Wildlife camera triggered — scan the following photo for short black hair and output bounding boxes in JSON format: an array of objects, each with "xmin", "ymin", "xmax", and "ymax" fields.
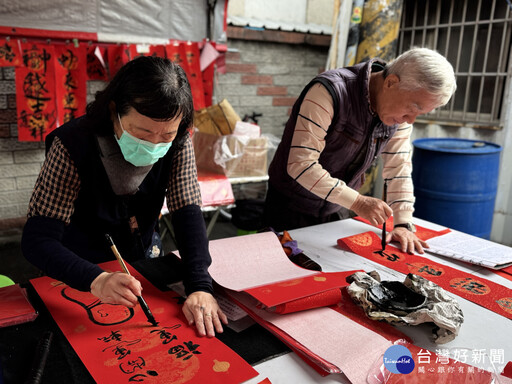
[{"xmin": 86, "ymin": 56, "xmax": 193, "ymax": 146}]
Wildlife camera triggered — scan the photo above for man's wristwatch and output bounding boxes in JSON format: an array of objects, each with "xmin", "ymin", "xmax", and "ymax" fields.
[{"xmin": 394, "ymin": 222, "xmax": 416, "ymax": 232}]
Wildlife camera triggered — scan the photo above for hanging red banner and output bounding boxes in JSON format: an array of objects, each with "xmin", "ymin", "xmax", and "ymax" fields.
[
  {"xmin": 202, "ymin": 42, "xmax": 215, "ymax": 108},
  {"xmin": 183, "ymin": 41, "xmax": 206, "ymax": 110},
  {"xmin": 148, "ymin": 45, "xmax": 166, "ymax": 58},
  {"xmin": 30, "ymin": 260, "xmax": 258, "ymax": 384},
  {"xmin": 16, "ymin": 43, "xmax": 58, "ymax": 141},
  {"xmin": 55, "ymin": 44, "xmax": 87, "ymax": 125},
  {"xmin": 202, "ymin": 62, "xmax": 214, "ymax": 107},
  {"xmin": 107, "ymin": 44, "xmax": 132, "ymax": 80},
  {"xmin": 337, "ymin": 231, "xmax": 512, "ymax": 320},
  {"xmin": 166, "ymin": 42, "xmax": 205, "ymax": 110},
  {"xmin": 165, "ymin": 41, "xmax": 186, "ymax": 68},
  {"xmin": 0, "ymin": 39, "xmax": 22, "ymax": 67},
  {"xmin": 87, "ymin": 45, "xmax": 108, "ymax": 81},
  {"xmin": 124, "ymin": 44, "xmax": 138, "ymax": 60},
  {"xmin": 200, "ymin": 41, "xmax": 219, "ymax": 108}
]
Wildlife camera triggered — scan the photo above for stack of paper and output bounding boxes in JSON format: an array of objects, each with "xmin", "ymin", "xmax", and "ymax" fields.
[
  {"xmin": 207, "ymin": 232, "xmax": 392, "ymax": 381},
  {"xmin": 425, "ymin": 231, "xmax": 512, "ymax": 269},
  {"xmin": 0, "ymin": 284, "xmax": 38, "ymax": 328}
]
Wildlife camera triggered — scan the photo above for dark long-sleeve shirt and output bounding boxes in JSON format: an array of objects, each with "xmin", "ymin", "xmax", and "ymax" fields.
[{"xmin": 22, "ymin": 133, "xmax": 213, "ymax": 294}]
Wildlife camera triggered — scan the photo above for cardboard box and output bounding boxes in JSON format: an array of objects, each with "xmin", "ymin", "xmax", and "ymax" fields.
[
  {"xmin": 193, "ymin": 99, "xmax": 240, "ymax": 136},
  {"xmin": 193, "ymin": 131, "xmax": 268, "ymax": 178}
]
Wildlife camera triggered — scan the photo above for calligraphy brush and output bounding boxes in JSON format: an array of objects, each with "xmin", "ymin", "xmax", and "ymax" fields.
[
  {"xmin": 381, "ymin": 180, "xmax": 388, "ymax": 251},
  {"xmin": 105, "ymin": 234, "xmax": 158, "ymax": 326}
]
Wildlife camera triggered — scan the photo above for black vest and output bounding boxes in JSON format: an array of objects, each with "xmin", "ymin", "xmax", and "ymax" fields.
[{"xmin": 45, "ymin": 115, "xmax": 173, "ymax": 263}]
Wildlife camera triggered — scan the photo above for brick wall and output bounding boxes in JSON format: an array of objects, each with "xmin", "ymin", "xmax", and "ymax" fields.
[
  {"xmin": 0, "ymin": 67, "xmax": 106, "ymax": 241},
  {"xmin": 214, "ymin": 39, "xmax": 329, "ymax": 138},
  {"xmin": 0, "ymin": 67, "xmax": 42, "ymax": 240},
  {"xmin": 0, "ymin": 37, "xmax": 328, "ymax": 241}
]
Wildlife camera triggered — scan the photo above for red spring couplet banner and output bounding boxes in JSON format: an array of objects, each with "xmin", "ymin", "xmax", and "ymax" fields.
[
  {"xmin": 354, "ymin": 216, "xmax": 512, "ymax": 282},
  {"xmin": 353, "ymin": 216, "xmax": 451, "ymax": 241},
  {"xmin": 16, "ymin": 43, "xmax": 58, "ymax": 141},
  {"xmin": 183, "ymin": 41, "xmax": 206, "ymax": 110},
  {"xmin": 86, "ymin": 45, "xmax": 108, "ymax": 81},
  {"xmin": 107, "ymin": 44, "xmax": 132, "ymax": 80},
  {"xmin": 338, "ymin": 231, "xmax": 512, "ymax": 320},
  {"xmin": 0, "ymin": 38, "xmax": 22, "ymax": 67},
  {"xmin": 30, "ymin": 260, "xmax": 258, "ymax": 384},
  {"xmin": 166, "ymin": 42, "xmax": 205, "ymax": 111},
  {"xmin": 54, "ymin": 44, "xmax": 87, "ymax": 126}
]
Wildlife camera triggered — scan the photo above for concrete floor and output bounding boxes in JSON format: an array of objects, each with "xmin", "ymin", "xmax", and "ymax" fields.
[{"xmin": 0, "ymin": 214, "xmax": 238, "ymax": 286}]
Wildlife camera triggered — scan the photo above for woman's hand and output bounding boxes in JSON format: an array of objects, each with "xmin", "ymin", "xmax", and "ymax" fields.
[
  {"xmin": 182, "ymin": 291, "xmax": 228, "ymax": 337},
  {"xmin": 90, "ymin": 271, "xmax": 141, "ymax": 307}
]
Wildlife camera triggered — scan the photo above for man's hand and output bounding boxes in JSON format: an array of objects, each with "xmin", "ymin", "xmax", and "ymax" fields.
[
  {"xmin": 182, "ymin": 291, "xmax": 228, "ymax": 337},
  {"xmin": 90, "ymin": 271, "xmax": 141, "ymax": 307},
  {"xmin": 350, "ymin": 194, "xmax": 393, "ymax": 226},
  {"xmin": 387, "ymin": 227, "xmax": 429, "ymax": 254}
]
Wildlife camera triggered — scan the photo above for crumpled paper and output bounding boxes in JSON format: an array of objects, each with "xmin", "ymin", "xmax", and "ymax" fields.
[{"xmin": 346, "ymin": 271, "xmax": 464, "ymax": 344}]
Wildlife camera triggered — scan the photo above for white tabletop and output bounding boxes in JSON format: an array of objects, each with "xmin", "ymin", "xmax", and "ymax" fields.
[{"xmin": 244, "ymin": 218, "xmax": 512, "ymax": 384}]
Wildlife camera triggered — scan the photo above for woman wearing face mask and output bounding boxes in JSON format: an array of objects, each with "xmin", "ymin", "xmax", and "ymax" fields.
[{"xmin": 21, "ymin": 56, "xmax": 227, "ymax": 337}]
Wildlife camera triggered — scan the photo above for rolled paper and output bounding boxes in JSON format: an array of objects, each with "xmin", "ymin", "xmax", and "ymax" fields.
[{"xmin": 270, "ymin": 288, "xmax": 343, "ymax": 314}]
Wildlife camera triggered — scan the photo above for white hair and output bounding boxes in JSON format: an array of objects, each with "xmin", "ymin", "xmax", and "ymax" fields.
[{"xmin": 383, "ymin": 47, "xmax": 457, "ymax": 106}]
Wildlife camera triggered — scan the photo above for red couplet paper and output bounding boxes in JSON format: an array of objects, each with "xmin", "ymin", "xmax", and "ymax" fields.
[
  {"xmin": 86, "ymin": 45, "xmax": 108, "ymax": 81},
  {"xmin": 30, "ymin": 261, "xmax": 257, "ymax": 384},
  {"xmin": 245, "ymin": 270, "xmax": 361, "ymax": 309},
  {"xmin": 107, "ymin": 44, "xmax": 132, "ymax": 80},
  {"xmin": 0, "ymin": 284, "xmax": 38, "ymax": 328},
  {"xmin": 202, "ymin": 60, "xmax": 214, "ymax": 108},
  {"xmin": 197, "ymin": 170, "xmax": 235, "ymax": 207},
  {"xmin": 55, "ymin": 44, "xmax": 87, "ymax": 126},
  {"xmin": 16, "ymin": 43, "xmax": 58, "ymax": 141},
  {"xmin": 353, "ymin": 216, "xmax": 451, "ymax": 241},
  {"xmin": 333, "ymin": 288, "xmax": 413, "ymax": 344},
  {"xmin": 148, "ymin": 45, "xmax": 166, "ymax": 58},
  {"xmin": 226, "ymin": 289, "xmax": 341, "ymax": 375},
  {"xmin": 166, "ymin": 42, "xmax": 205, "ymax": 110},
  {"xmin": 337, "ymin": 231, "xmax": 512, "ymax": 320},
  {"xmin": 230, "ymin": 287, "xmax": 495, "ymax": 383},
  {"xmin": 495, "ymin": 266, "xmax": 512, "ymax": 282},
  {"xmin": 503, "ymin": 361, "xmax": 512, "ymax": 379},
  {"xmin": 166, "ymin": 41, "xmax": 187, "ymax": 69},
  {"xmin": 0, "ymin": 39, "xmax": 22, "ymax": 67},
  {"xmin": 270, "ymin": 289, "xmax": 342, "ymax": 314},
  {"xmin": 200, "ymin": 41, "xmax": 218, "ymax": 108},
  {"xmin": 183, "ymin": 42, "xmax": 206, "ymax": 110},
  {"xmin": 354, "ymin": 217, "xmax": 512, "ymax": 282}
]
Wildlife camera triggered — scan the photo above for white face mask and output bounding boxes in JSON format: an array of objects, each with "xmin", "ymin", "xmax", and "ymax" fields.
[{"xmin": 116, "ymin": 113, "xmax": 173, "ymax": 167}]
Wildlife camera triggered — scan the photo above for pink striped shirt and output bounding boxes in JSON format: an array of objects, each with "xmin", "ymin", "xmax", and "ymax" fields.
[{"xmin": 286, "ymin": 83, "xmax": 414, "ymax": 224}]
